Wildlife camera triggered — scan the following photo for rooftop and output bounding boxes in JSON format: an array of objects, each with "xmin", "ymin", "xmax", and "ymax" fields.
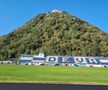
[{"xmin": 51, "ymin": 9, "xmax": 62, "ymax": 13}]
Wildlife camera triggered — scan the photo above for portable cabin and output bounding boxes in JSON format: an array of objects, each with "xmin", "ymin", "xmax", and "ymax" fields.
[
  {"xmin": 19, "ymin": 55, "xmax": 33, "ymax": 65},
  {"xmin": 96, "ymin": 57, "xmax": 108, "ymax": 67},
  {"xmin": 32, "ymin": 52, "xmax": 45, "ymax": 65}
]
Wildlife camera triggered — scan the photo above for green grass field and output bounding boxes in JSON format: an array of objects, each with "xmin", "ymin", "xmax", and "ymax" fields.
[{"xmin": 0, "ymin": 65, "xmax": 108, "ymax": 85}]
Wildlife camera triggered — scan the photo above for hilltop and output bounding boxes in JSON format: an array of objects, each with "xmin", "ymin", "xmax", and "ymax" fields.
[{"xmin": 0, "ymin": 10, "xmax": 108, "ymax": 60}]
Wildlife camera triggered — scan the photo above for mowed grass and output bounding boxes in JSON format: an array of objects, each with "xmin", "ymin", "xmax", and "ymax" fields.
[{"xmin": 0, "ymin": 65, "xmax": 108, "ymax": 84}]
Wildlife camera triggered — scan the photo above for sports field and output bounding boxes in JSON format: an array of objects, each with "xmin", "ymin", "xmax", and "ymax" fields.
[{"xmin": 0, "ymin": 65, "xmax": 108, "ymax": 85}]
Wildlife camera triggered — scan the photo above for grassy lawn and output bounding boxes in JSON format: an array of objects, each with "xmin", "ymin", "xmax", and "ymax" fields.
[{"xmin": 0, "ymin": 65, "xmax": 108, "ymax": 85}]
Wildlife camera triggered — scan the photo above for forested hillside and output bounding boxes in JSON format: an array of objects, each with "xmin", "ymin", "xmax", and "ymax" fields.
[{"xmin": 0, "ymin": 10, "xmax": 108, "ymax": 60}]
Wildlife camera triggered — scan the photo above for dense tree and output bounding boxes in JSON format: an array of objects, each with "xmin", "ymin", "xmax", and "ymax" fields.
[{"xmin": 0, "ymin": 10, "xmax": 108, "ymax": 60}]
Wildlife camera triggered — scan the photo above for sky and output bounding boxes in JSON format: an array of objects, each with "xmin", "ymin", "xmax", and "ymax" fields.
[{"xmin": 0, "ymin": 0, "xmax": 108, "ymax": 36}]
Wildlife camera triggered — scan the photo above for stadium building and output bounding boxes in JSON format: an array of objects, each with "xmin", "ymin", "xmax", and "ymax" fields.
[{"xmin": 18, "ymin": 52, "xmax": 108, "ymax": 67}]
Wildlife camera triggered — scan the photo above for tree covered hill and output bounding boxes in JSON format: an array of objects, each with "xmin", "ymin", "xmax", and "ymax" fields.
[{"xmin": 0, "ymin": 10, "xmax": 108, "ymax": 60}]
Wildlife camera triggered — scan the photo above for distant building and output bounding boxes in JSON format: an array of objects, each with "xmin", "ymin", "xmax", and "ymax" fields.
[
  {"xmin": 19, "ymin": 55, "xmax": 33, "ymax": 65},
  {"xmin": 32, "ymin": 52, "xmax": 45, "ymax": 65},
  {"xmin": 19, "ymin": 52, "xmax": 45, "ymax": 65},
  {"xmin": 18, "ymin": 52, "xmax": 108, "ymax": 68},
  {"xmin": 51, "ymin": 9, "xmax": 62, "ymax": 13}
]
